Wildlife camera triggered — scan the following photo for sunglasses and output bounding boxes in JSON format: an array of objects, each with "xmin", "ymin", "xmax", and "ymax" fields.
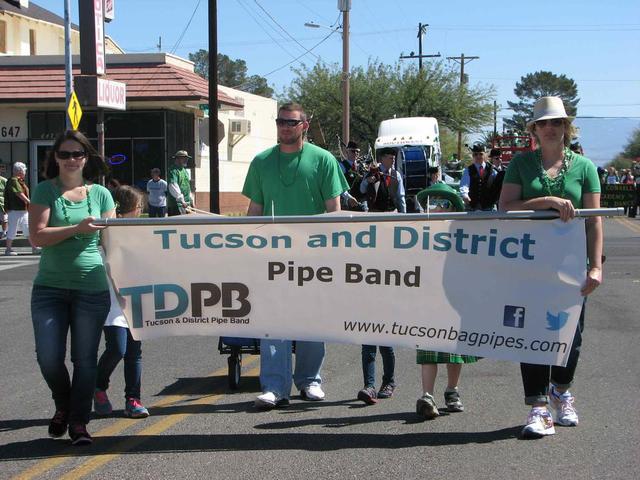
[
  {"xmin": 275, "ymin": 118, "xmax": 304, "ymax": 127},
  {"xmin": 56, "ymin": 150, "xmax": 86, "ymax": 160},
  {"xmin": 535, "ymin": 118, "xmax": 564, "ymax": 128},
  {"xmin": 428, "ymin": 199, "xmax": 451, "ymax": 209}
]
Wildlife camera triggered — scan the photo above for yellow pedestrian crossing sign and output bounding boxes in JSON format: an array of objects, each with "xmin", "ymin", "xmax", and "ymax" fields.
[{"xmin": 67, "ymin": 91, "xmax": 83, "ymax": 130}]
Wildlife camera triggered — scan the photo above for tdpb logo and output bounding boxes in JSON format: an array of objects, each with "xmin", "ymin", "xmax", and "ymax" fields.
[
  {"xmin": 503, "ymin": 305, "xmax": 525, "ymax": 328},
  {"xmin": 119, "ymin": 283, "xmax": 251, "ymax": 328}
]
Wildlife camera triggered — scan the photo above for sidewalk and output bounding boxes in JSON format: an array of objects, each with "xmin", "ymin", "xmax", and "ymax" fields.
[{"xmin": 0, "ymin": 233, "xmax": 35, "ymax": 255}]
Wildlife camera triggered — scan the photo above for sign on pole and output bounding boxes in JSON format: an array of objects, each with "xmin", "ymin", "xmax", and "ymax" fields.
[
  {"xmin": 75, "ymin": 76, "xmax": 126, "ymax": 111},
  {"xmin": 104, "ymin": 0, "xmax": 115, "ymax": 22},
  {"xmin": 67, "ymin": 91, "xmax": 83, "ymax": 130},
  {"xmin": 79, "ymin": 0, "xmax": 105, "ymax": 75}
]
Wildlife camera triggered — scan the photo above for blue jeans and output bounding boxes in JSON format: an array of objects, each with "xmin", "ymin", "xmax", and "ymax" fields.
[
  {"xmin": 361, "ymin": 345, "xmax": 395, "ymax": 388},
  {"xmin": 259, "ymin": 339, "xmax": 324, "ymax": 398},
  {"xmin": 96, "ymin": 326, "xmax": 143, "ymax": 400},
  {"xmin": 148, "ymin": 205, "xmax": 167, "ymax": 217},
  {"xmin": 521, "ymin": 302, "xmax": 585, "ymax": 405},
  {"xmin": 31, "ymin": 285, "xmax": 110, "ymax": 424}
]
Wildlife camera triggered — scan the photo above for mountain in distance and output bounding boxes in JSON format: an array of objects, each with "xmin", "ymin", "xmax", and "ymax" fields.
[{"xmin": 574, "ymin": 118, "xmax": 640, "ymax": 166}]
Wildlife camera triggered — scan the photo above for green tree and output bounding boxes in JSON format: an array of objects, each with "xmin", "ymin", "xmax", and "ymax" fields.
[
  {"xmin": 283, "ymin": 60, "xmax": 494, "ymax": 151},
  {"xmin": 505, "ymin": 71, "xmax": 579, "ymax": 132},
  {"xmin": 188, "ymin": 50, "xmax": 274, "ymax": 98},
  {"xmin": 606, "ymin": 127, "xmax": 640, "ymax": 170},
  {"xmin": 622, "ymin": 127, "xmax": 640, "ymax": 159}
]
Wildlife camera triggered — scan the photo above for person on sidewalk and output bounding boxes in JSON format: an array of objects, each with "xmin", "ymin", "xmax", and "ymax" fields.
[
  {"xmin": 146, "ymin": 168, "xmax": 168, "ymax": 217},
  {"xmin": 167, "ymin": 151, "xmax": 194, "ymax": 216},
  {"xmin": 94, "ymin": 186, "xmax": 149, "ymax": 419},
  {"xmin": 242, "ymin": 102, "xmax": 347, "ymax": 409},
  {"xmin": 500, "ymin": 96, "xmax": 603, "ymax": 439},
  {"xmin": 4, "ymin": 162, "xmax": 39, "ymax": 255},
  {"xmin": 0, "ymin": 163, "xmax": 8, "ymax": 240}
]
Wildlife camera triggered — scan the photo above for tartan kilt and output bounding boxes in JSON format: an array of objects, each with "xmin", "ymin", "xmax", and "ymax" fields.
[{"xmin": 416, "ymin": 350, "xmax": 479, "ymax": 364}]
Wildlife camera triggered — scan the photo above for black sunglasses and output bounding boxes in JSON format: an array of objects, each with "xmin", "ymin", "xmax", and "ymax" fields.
[
  {"xmin": 56, "ymin": 150, "xmax": 86, "ymax": 160},
  {"xmin": 275, "ymin": 118, "xmax": 304, "ymax": 127},
  {"xmin": 535, "ymin": 118, "xmax": 564, "ymax": 127}
]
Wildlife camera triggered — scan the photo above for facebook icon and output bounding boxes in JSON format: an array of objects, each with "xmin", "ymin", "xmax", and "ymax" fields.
[{"xmin": 504, "ymin": 305, "xmax": 526, "ymax": 328}]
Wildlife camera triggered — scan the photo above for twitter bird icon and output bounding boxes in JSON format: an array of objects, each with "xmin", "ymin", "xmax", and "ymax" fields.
[{"xmin": 546, "ymin": 311, "xmax": 569, "ymax": 331}]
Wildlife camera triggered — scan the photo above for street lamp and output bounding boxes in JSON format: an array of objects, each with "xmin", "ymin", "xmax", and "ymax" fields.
[{"xmin": 304, "ymin": 0, "xmax": 351, "ymax": 143}]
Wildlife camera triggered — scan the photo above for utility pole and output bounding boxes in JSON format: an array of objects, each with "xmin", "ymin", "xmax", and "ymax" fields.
[
  {"xmin": 446, "ymin": 53, "xmax": 479, "ymax": 161},
  {"xmin": 493, "ymin": 100, "xmax": 498, "ymax": 138},
  {"xmin": 208, "ymin": 0, "xmax": 220, "ymax": 213},
  {"xmin": 339, "ymin": 0, "xmax": 351, "ymax": 142},
  {"xmin": 399, "ymin": 23, "xmax": 440, "ymax": 70},
  {"xmin": 63, "ymin": 0, "xmax": 72, "ymax": 130}
]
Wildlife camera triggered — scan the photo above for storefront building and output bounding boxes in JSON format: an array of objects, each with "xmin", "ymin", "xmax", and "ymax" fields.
[{"xmin": 0, "ymin": 53, "xmax": 252, "ymax": 210}]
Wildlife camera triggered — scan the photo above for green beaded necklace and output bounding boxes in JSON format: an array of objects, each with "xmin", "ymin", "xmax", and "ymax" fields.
[
  {"xmin": 536, "ymin": 148, "xmax": 574, "ymax": 198},
  {"xmin": 57, "ymin": 180, "xmax": 93, "ymax": 240}
]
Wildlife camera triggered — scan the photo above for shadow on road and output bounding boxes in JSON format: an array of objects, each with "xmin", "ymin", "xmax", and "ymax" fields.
[{"xmin": 0, "ymin": 427, "xmax": 522, "ymax": 461}]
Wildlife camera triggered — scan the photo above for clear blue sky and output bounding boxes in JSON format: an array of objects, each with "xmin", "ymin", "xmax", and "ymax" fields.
[{"xmin": 34, "ymin": 0, "xmax": 640, "ymax": 162}]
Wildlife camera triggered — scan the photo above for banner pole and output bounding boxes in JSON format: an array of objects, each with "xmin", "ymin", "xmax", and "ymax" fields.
[{"xmin": 94, "ymin": 208, "xmax": 625, "ymax": 227}]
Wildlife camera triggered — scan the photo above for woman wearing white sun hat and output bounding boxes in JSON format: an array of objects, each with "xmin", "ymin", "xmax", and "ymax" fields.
[{"xmin": 499, "ymin": 96, "xmax": 603, "ymax": 439}]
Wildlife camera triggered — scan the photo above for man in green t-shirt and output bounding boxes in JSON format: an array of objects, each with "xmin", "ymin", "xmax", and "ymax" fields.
[
  {"xmin": 167, "ymin": 150, "xmax": 194, "ymax": 216},
  {"xmin": 242, "ymin": 102, "xmax": 347, "ymax": 410},
  {"xmin": 0, "ymin": 163, "xmax": 7, "ymax": 240}
]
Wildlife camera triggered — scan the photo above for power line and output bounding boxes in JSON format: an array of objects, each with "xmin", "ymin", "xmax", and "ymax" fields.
[
  {"xmin": 235, "ymin": 0, "xmax": 300, "ymax": 60},
  {"xmin": 170, "ymin": 0, "xmax": 202, "ymax": 54},
  {"xmin": 233, "ymin": 28, "xmax": 339, "ymax": 90},
  {"xmin": 253, "ymin": 0, "xmax": 319, "ymax": 61}
]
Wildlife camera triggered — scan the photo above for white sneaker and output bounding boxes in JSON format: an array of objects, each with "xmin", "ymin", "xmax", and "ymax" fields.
[
  {"xmin": 521, "ymin": 406, "xmax": 556, "ymax": 439},
  {"xmin": 300, "ymin": 384, "xmax": 325, "ymax": 401},
  {"xmin": 549, "ymin": 385, "xmax": 579, "ymax": 426},
  {"xmin": 4, "ymin": 249, "xmax": 17, "ymax": 256},
  {"xmin": 255, "ymin": 392, "xmax": 289, "ymax": 409}
]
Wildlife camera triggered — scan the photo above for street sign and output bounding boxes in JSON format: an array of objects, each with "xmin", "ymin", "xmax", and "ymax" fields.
[
  {"xmin": 75, "ymin": 76, "xmax": 127, "ymax": 111},
  {"xmin": 97, "ymin": 78, "xmax": 126, "ymax": 110},
  {"xmin": 67, "ymin": 91, "xmax": 83, "ymax": 130}
]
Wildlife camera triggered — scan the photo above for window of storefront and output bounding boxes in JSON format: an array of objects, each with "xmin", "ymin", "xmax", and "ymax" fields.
[
  {"xmin": 0, "ymin": 141, "xmax": 29, "ymax": 178},
  {"xmin": 27, "ymin": 110, "xmax": 192, "ymax": 188}
]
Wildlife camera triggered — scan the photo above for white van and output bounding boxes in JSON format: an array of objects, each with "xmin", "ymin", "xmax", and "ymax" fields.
[{"xmin": 374, "ymin": 117, "xmax": 442, "ymax": 196}]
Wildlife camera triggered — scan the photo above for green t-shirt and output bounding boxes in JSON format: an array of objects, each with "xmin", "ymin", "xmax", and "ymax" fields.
[
  {"xmin": 503, "ymin": 150, "xmax": 601, "ymax": 208},
  {"xmin": 0, "ymin": 176, "xmax": 6, "ymax": 210},
  {"xmin": 167, "ymin": 165, "xmax": 192, "ymax": 207},
  {"xmin": 5, "ymin": 176, "xmax": 29, "ymax": 211},
  {"xmin": 242, "ymin": 143, "xmax": 348, "ymax": 216},
  {"xmin": 31, "ymin": 181, "xmax": 115, "ymax": 291}
]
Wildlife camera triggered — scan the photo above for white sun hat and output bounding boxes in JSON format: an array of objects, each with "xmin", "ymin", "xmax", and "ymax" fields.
[{"xmin": 526, "ymin": 96, "xmax": 573, "ymax": 127}]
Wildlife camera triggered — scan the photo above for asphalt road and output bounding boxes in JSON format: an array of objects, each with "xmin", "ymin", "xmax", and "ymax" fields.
[{"xmin": 1, "ymin": 217, "xmax": 639, "ymax": 480}]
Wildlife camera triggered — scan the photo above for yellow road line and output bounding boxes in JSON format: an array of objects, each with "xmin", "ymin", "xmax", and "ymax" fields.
[
  {"xmin": 60, "ymin": 364, "xmax": 261, "ymax": 480},
  {"xmin": 12, "ymin": 355, "xmax": 259, "ymax": 480},
  {"xmin": 616, "ymin": 217, "xmax": 640, "ymax": 233}
]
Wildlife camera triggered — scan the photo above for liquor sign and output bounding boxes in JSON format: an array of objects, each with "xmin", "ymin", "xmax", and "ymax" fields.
[
  {"xmin": 75, "ymin": 76, "xmax": 127, "ymax": 111},
  {"xmin": 97, "ymin": 78, "xmax": 126, "ymax": 110},
  {"xmin": 79, "ymin": 0, "xmax": 105, "ymax": 75},
  {"xmin": 104, "ymin": 0, "xmax": 115, "ymax": 22}
]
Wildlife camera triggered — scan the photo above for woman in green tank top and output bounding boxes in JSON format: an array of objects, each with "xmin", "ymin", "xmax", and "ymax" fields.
[
  {"xmin": 499, "ymin": 96, "xmax": 603, "ymax": 439},
  {"xmin": 29, "ymin": 130, "xmax": 115, "ymax": 445}
]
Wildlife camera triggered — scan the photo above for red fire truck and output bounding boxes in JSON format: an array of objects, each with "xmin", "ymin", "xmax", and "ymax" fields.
[{"xmin": 491, "ymin": 134, "xmax": 537, "ymax": 167}]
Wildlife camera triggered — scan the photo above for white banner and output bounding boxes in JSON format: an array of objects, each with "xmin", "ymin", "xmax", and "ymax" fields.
[{"xmin": 103, "ymin": 215, "xmax": 587, "ymax": 366}]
